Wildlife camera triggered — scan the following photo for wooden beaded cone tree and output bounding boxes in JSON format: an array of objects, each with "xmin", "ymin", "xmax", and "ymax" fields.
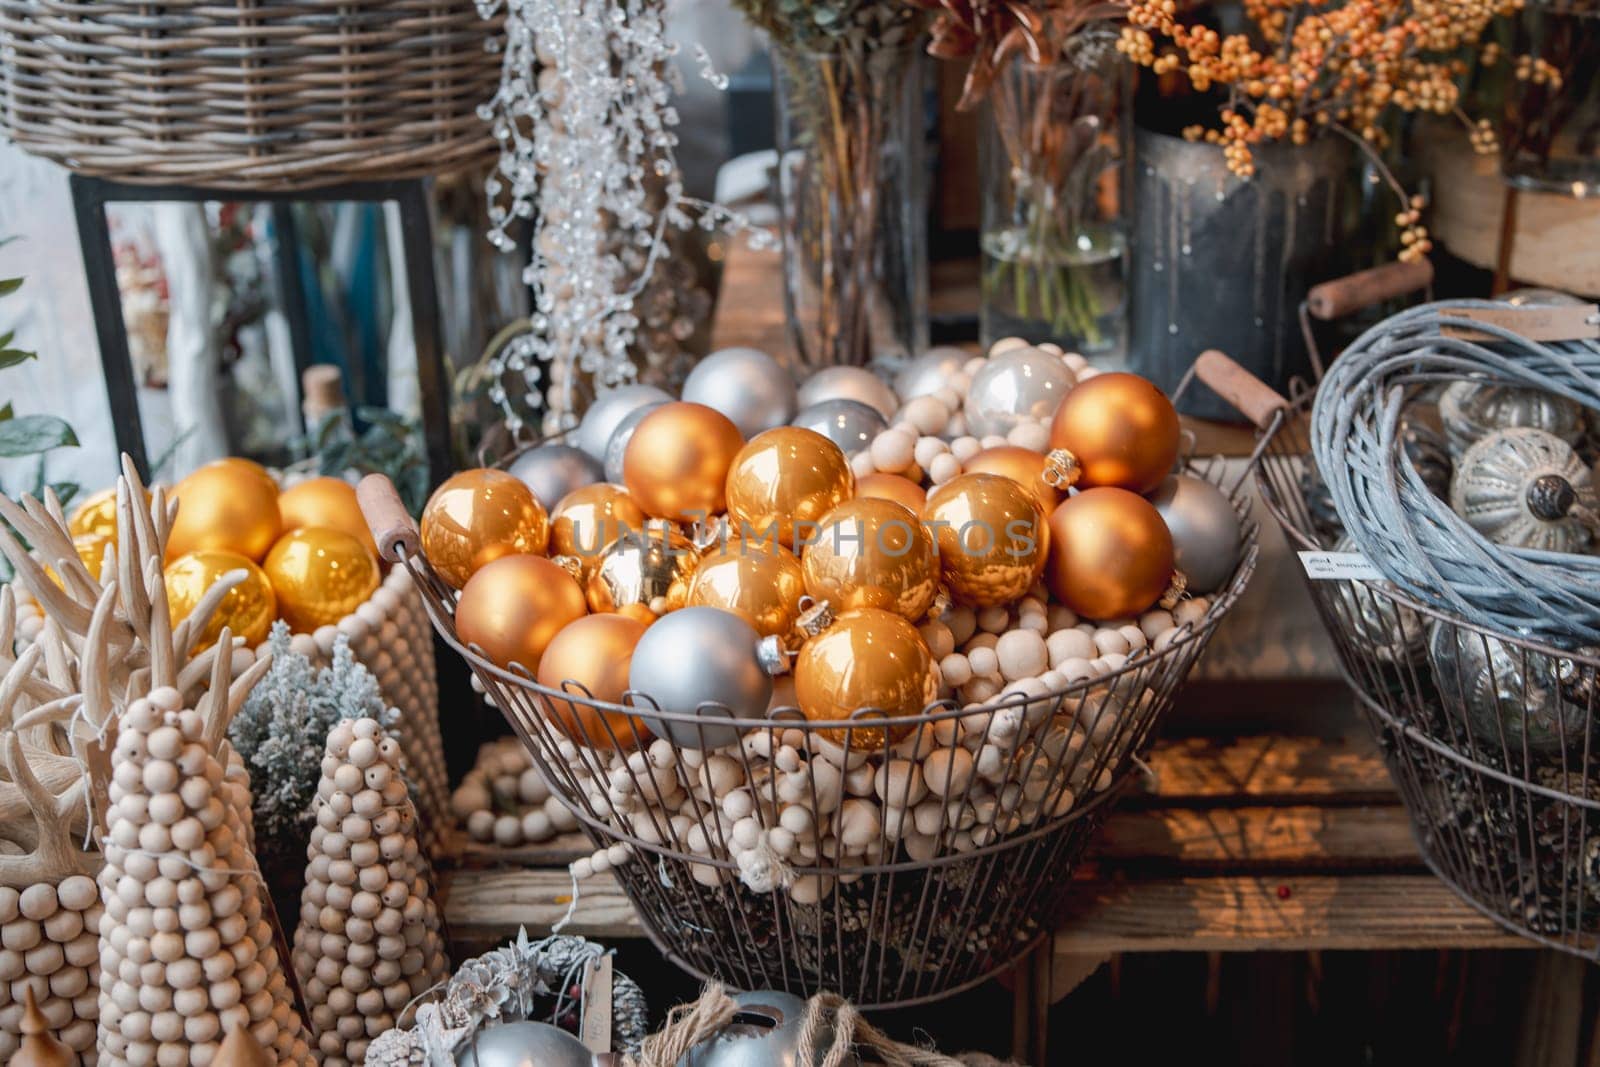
[{"xmin": 292, "ymin": 715, "xmax": 449, "ymax": 1065}]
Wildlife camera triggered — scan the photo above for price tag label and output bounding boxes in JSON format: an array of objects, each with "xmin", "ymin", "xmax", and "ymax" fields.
[
  {"xmin": 580, "ymin": 954, "xmax": 613, "ymax": 1054},
  {"xmin": 1440, "ymin": 304, "xmax": 1600, "ymax": 342},
  {"xmin": 1298, "ymin": 551, "xmax": 1385, "ymax": 582}
]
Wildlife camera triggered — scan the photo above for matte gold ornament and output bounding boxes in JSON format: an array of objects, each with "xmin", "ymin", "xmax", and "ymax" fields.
[
  {"xmin": 689, "ymin": 541, "xmax": 807, "ymax": 638},
  {"xmin": 795, "ymin": 608, "xmax": 937, "ymax": 747},
  {"xmin": 456, "ymin": 554, "xmax": 588, "ymax": 672},
  {"xmin": 963, "ymin": 445, "xmax": 1062, "ymax": 512},
  {"xmin": 278, "ymin": 475, "xmax": 378, "ymax": 558},
  {"xmin": 922, "ymin": 473, "xmax": 1048, "ymax": 608},
  {"xmin": 167, "ymin": 458, "xmax": 283, "ymax": 562},
  {"xmin": 724, "ymin": 426, "xmax": 855, "ymax": 550},
  {"xmin": 1046, "ymin": 372, "xmax": 1180, "ymax": 493},
  {"xmin": 262, "ymin": 526, "xmax": 380, "ymax": 633},
  {"xmin": 622, "ymin": 401, "xmax": 746, "ymax": 522},
  {"xmin": 1045, "ymin": 487, "xmax": 1177, "ymax": 620},
  {"xmin": 586, "ymin": 524, "xmax": 699, "ymax": 616},
  {"xmin": 421, "ymin": 468, "xmax": 550, "ymax": 589},
  {"xmin": 165, "ymin": 549, "xmax": 278, "ymax": 651},
  {"xmin": 550, "ymin": 482, "xmax": 648, "ymax": 580},
  {"xmin": 72, "ymin": 530, "xmax": 113, "ymax": 580},
  {"xmin": 801, "ymin": 498, "xmax": 938, "ymax": 621},
  {"xmin": 537, "ymin": 613, "xmax": 653, "ymax": 749},
  {"xmin": 854, "ymin": 472, "xmax": 927, "ymax": 512}
]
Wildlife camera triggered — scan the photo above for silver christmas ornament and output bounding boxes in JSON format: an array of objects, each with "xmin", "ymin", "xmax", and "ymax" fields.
[
  {"xmin": 1326, "ymin": 536, "xmax": 1428, "ymax": 665},
  {"xmin": 1437, "ymin": 379, "xmax": 1584, "ymax": 459},
  {"xmin": 796, "ymin": 366, "xmax": 898, "ymax": 421},
  {"xmin": 893, "ymin": 347, "xmax": 968, "ymax": 402},
  {"xmin": 457, "ymin": 1020, "xmax": 600, "ymax": 1067},
  {"xmin": 628, "ymin": 606, "xmax": 775, "ymax": 748},
  {"xmin": 679, "ymin": 990, "xmax": 856, "ymax": 1067},
  {"xmin": 508, "ymin": 443, "xmax": 606, "ymax": 510},
  {"xmin": 604, "ymin": 400, "xmax": 668, "ymax": 483},
  {"xmin": 1428, "ymin": 622, "xmax": 1593, "ymax": 755},
  {"xmin": 576, "ymin": 384, "xmax": 673, "ymax": 460},
  {"xmin": 963, "ymin": 349, "xmax": 1074, "ymax": 438},
  {"xmin": 790, "ymin": 399, "xmax": 889, "ymax": 455},
  {"xmin": 1449, "ymin": 427, "xmax": 1596, "ymax": 553},
  {"xmin": 1147, "ymin": 474, "xmax": 1242, "ymax": 594},
  {"xmin": 682, "ymin": 348, "xmax": 798, "ymax": 438}
]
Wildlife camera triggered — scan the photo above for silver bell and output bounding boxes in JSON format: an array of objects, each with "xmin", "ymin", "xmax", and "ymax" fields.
[
  {"xmin": 678, "ymin": 991, "xmax": 858, "ymax": 1067},
  {"xmin": 457, "ymin": 1020, "xmax": 604, "ymax": 1067}
]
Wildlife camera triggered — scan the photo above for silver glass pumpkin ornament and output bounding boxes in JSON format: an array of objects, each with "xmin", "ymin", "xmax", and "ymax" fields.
[
  {"xmin": 1325, "ymin": 537, "xmax": 1429, "ymax": 666},
  {"xmin": 457, "ymin": 1020, "xmax": 602, "ymax": 1067},
  {"xmin": 1427, "ymin": 622, "xmax": 1594, "ymax": 754},
  {"xmin": 1449, "ymin": 427, "xmax": 1598, "ymax": 553},
  {"xmin": 1437, "ymin": 380, "xmax": 1584, "ymax": 459},
  {"xmin": 678, "ymin": 990, "xmax": 856, "ymax": 1067}
]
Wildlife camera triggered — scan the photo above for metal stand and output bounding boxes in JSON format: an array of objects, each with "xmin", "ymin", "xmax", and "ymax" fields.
[{"xmin": 69, "ymin": 175, "xmax": 454, "ymax": 485}]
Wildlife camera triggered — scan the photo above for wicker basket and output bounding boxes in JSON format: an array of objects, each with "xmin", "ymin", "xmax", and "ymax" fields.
[{"xmin": 0, "ymin": 1, "xmax": 502, "ymax": 189}]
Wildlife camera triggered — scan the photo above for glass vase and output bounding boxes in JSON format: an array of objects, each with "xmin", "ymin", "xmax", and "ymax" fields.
[
  {"xmin": 1500, "ymin": 0, "xmax": 1600, "ymax": 195},
  {"xmin": 773, "ymin": 43, "xmax": 928, "ymax": 371},
  {"xmin": 979, "ymin": 32, "xmax": 1130, "ymax": 355}
]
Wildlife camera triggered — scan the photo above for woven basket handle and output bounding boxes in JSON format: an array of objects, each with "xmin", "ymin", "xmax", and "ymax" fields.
[
  {"xmin": 1306, "ymin": 259, "xmax": 1433, "ymax": 321},
  {"xmin": 1195, "ymin": 350, "xmax": 1288, "ymax": 431},
  {"xmin": 357, "ymin": 474, "xmax": 422, "ymax": 563}
]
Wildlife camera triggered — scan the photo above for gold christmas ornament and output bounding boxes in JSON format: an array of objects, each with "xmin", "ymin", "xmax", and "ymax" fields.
[
  {"xmin": 456, "ymin": 554, "xmax": 588, "ymax": 673},
  {"xmin": 537, "ymin": 613, "xmax": 654, "ymax": 749},
  {"xmin": 420, "ymin": 468, "xmax": 550, "ymax": 589},
  {"xmin": 586, "ymin": 524, "xmax": 699, "ymax": 617},
  {"xmin": 801, "ymin": 497, "xmax": 939, "ymax": 621},
  {"xmin": 795, "ymin": 607, "xmax": 938, "ymax": 747},
  {"xmin": 688, "ymin": 541, "xmax": 807, "ymax": 638},
  {"xmin": 550, "ymin": 482, "xmax": 648, "ymax": 580},
  {"xmin": 855, "ymin": 472, "xmax": 928, "ymax": 513},
  {"xmin": 72, "ymin": 531, "xmax": 112, "ymax": 581},
  {"xmin": 277, "ymin": 475, "xmax": 378, "ymax": 558},
  {"xmin": 922, "ymin": 473, "xmax": 1048, "ymax": 608},
  {"xmin": 167, "ymin": 459, "xmax": 283, "ymax": 562},
  {"xmin": 622, "ymin": 401, "xmax": 746, "ymax": 521},
  {"xmin": 963, "ymin": 445, "xmax": 1062, "ymax": 512},
  {"xmin": 724, "ymin": 426, "xmax": 854, "ymax": 550},
  {"xmin": 1045, "ymin": 487, "xmax": 1177, "ymax": 620},
  {"xmin": 1046, "ymin": 372, "xmax": 1181, "ymax": 493},
  {"xmin": 261, "ymin": 526, "xmax": 380, "ymax": 633},
  {"xmin": 164, "ymin": 550, "xmax": 278, "ymax": 652},
  {"xmin": 68, "ymin": 485, "xmax": 148, "ymax": 540}
]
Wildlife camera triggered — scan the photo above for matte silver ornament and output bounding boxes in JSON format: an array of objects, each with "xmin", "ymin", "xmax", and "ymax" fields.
[
  {"xmin": 893, "ymin": 347, "xmax": 968, "ymax": 402},
  {"xmin": 963, "ymin": 349, "xmax": 1074, "ymax": 438},
  {"xmin": 604, "ymin": 400, "xmax": 668, "ymax": 483},
  {"xmin": 508, "ymin": 443, "xmax": 606, "ymax": 510},
  {"xmin": 1147, "ymin": 474, "xmax": 1242, "ymax": 594},
  {"xmin": 1450, "ymin": 427, "xmax": 1596, "ymax": 553},
  {"xmin": 683, "ymin": 348, "xmax": 799, "ymax": 438},
  {"xmin": 790, "ymin": 399, "xmax": 889, "ymax": 455},
  {"xmin": 457, "ymin": 1020, "xmax": 600, "ymax": 1067},
  {"xmin": 1428, "ymin": 622, "xmax": 1593, "ymax": 754},
  {"xmin": 796, "ymin": 366, "xmax": 898, "ymax": 421},
  {"xmin": 576, "ymin": 384, "xmax": 673, "ymax": 460},
  {"xmin": 628, "ymin": 606, "xmax": 774, "ymax": 748},
  {"xmin": 679, "ymin": 990, "xmax": 856, "ymax": 1067}
]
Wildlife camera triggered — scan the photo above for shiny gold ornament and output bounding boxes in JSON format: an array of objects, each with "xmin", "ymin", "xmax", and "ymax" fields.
[
  {"xmin": 261, "ymin": 527, "xmax": 380, "ymax": 633},
  {"xmin": 622, "ymin": 401, "xmax": 746, "ymax": 522},
  {"xmin": 724, "ymin": 426, "xmax": 854, "ymax": 550},
  {"xmin": 964, "ymin": 446, "xmax": 1062, "ymax": 512},
  {"xmin": 801, "ymin": 498, "xmax": 938, "ymax": 621},
  {"xmin": 73, "ymin": 532, "xmax": 113, "ymax": 581},
  {"xmin": 68, "ymin": 486, "xmax": 150, "ymax": 540},
  {"xmin": 922, "ymin": 473, "xmax": 1048, "ymax": 608},
  {"xmin": 1047, "ymin": 372, "xmax": 1180, "ymax": 493},
  {"xmin": 586, "ymin": 524, "xmax": 699, "ymax": 616},
  {"xmin": 688, "ymin": 541, "xmax": 806, "ymax": 638},
  {"xmin": 420, "ymin": 468, "xmax": 550, "ymax": 589},
  {"xmin": 550, "ymin": 483, "xmax": 648, "ymax": 580},
  {"xmin": 795, "ymin": 608, "xmax": 937, "ymax": 747},
  {"xmin": 164, "ymin": 550, "xmax": 278, "ymax": 652},
  {"xmin": 855, "ymin": 472, "xmax": 927, "ymax": 513},
  {"xmin": 167, "ymin": 461, "xmax": 283, "ymax": 562},
  {"xmin": 537, "ymin": 613, "xmax": 653, "ymax": 749},
  {"xmin": 1045, "ymin": 487, "xmax": 1176, "ymax": 620},
  {"xmin": 278, "ymin": 476, "xmax": 378, "ymax": 558},
  {"xmin": 455, "ymin": 554, "xmax": 588, "ymax": 673},
  {"xmin": 213, "ymin": 455, "xmax": 277, "ymax": 491}
]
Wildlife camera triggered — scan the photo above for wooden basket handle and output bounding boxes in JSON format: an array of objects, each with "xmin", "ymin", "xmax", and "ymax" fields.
[
  {"xmin": 1306, "ymin": 258, "xmax": 1433, "ymax": 321},
  {"xmin": 357, "ymin": 474, "xmax": 421, "ymax": 563},
  {"xmin": 1195, "ymin": 350, "xmax": 1289, "ymax": 431}
]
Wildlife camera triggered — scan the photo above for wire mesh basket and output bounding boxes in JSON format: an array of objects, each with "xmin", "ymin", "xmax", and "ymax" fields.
[{"xmin": 357, "ymin": 372, "xmax": 1262, "ymax": 1007}]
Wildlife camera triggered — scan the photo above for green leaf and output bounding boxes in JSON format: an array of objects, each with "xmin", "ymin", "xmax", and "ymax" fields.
[
  {"xmin": 0, "ymin": 277, "xmax": 23, "ymax": 297},
  {"xmin": 0, "ymin": 414, "xmax": 77, "ymax": 457},
  {"xmin": 0, "ymin": 403, "xmax": 12, "ymax": 421},
  {"xmin": 0, "ymin": 348, "xmax": 35, "ymax": 369}
]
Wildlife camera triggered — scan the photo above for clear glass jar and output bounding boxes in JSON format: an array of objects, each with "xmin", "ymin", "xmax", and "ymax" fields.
[
  {"xmin": 772, "ymin": 43, "xmax": 929, "ymax": 371},
  {"xmin": 1501, "ymin": 0, "xmax": 1600, "ymax": 195},
  {"xmin": 979, "ymin": 30, "xmax": 1130, "ymax": 354}
]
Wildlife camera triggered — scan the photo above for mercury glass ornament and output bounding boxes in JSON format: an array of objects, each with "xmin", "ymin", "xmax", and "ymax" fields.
[
  {"xmin": 964, "ymin": 348, "xmax": 1075, "ymax": 438},
  {"xmin": 1147, "ymin": 474, "xmax": 1242, "ymax": 594},
  {"xmin": 683, "ymin": 347, "xmax": 799, "ymax": 438},
  {"xmin": 796, "ymin": 366, "xmax": 898, "ymax": 421},
  {"xmin": 576, "ymin": 384, "xmax": 673, "ymax": 460},
  {"xmin": 604, "ymin": 400, "xmax": 669, "ymax": 484},
  {"xmin": 1438, "ymin": 380, "xmax": 1584, "ymax": 459},
  {"xmin": 1450, "ymin": 427, "xmax": 1597, "ymax": 553},
  {"xmin": 1427, "ymin": 622, "xmax": 1593, "ymax": 754},
  {"xmin": 1326, "ymin": 537, "xmax": 1429, "ymax": 666},
  {"xmin": 457, "ymin": 1021, "xmax": 599, "ymax": 1067},
  {"xmin": 681, "ymin": 990, "xmax": 856, "ymax": 1067},
  {"xmin": 628, "ymin": 606, "xmax": 775, "ymax": 748},
  {"xmin": 893, "ymin": 347, "xmax": 969, "ymax": 402},
  {"xmin": 790, "ymin": 398, "xmax": 889, "ymax": 455},
  {"xmin": 509, "ymin": 443, "xmax": 606, "ymax": 510}
]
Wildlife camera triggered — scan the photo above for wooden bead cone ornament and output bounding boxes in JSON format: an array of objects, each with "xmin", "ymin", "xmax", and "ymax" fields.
[
  {"xmin": 214, "ymin": 1023, "xmax": 274, "ymax": 1067},
  {"xmin": 291, "ymin": 716, "xmax": 449, "ymax": 1065},
  {"xmin": 13, "ymin": 987, "xmax": 73, "ymax": 1067}
]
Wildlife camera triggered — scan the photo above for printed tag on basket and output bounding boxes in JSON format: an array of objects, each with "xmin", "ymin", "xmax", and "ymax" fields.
[
  {"xmin": 1298, "ymin": 551, "xmax": 1385, "ymax": 581},
  {"xmin": 580, "ymin": 954, "xmax": 613, "ymax": 1054},
  {"xmin": 1439, "ymin": 304, "xmax": 1600, "ymax": 342}
]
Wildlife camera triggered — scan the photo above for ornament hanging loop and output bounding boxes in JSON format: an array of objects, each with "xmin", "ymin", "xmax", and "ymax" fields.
[{"xmin": 1042, "ymin": 449, "xmax": 1082, "ymax": 489}]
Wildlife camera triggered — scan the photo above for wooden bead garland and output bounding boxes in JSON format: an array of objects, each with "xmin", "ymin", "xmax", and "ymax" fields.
[
  {"xmin": 450, "ymin": 738, "xmax": 573, "ymax": 848},
  {"xmin": 292, "ymin": 716, "xmax": 450, "ymax": 1065}
]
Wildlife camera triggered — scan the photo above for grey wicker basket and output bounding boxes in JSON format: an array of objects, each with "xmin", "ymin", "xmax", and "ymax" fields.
[{"xmin": 0, "ymin": 1, "xmax": 502, "ymax": 189}]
